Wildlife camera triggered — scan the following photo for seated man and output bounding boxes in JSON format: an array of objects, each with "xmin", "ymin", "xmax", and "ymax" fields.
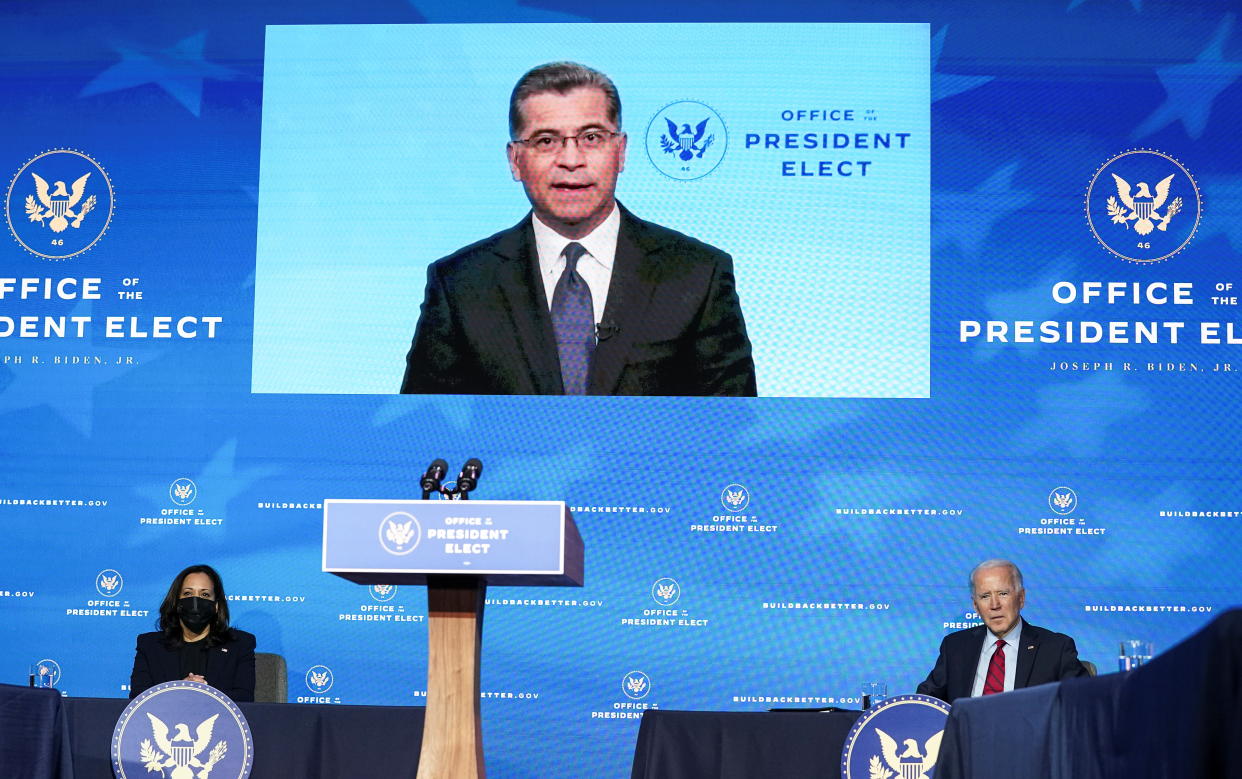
[{"xmin": 917, "ymin": 559, "xmax": 1088, "ymax": 703}]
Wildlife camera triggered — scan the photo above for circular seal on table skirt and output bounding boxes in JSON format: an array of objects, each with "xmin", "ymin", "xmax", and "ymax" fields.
[
  {"xmin": 840, "ymin": 693, "xmax": 951, "ymax": 779},
  {"xmin": 112, "ymin": 680, "xmax": 254, "ymax": 779}
]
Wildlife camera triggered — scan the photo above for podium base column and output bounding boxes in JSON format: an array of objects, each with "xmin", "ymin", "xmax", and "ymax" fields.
[{"xmin": 417, "ymin": 576, "xmax": 486, "ymax": 779}]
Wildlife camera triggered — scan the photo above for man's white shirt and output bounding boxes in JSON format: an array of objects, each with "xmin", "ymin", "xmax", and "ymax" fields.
[
  {"xmin": 532, "ymin": 204, "xmax": 618, "ymax": 326},
  {"xmin": 970, "ymin": 617, "xmax": 1023, "ymax": 696}
]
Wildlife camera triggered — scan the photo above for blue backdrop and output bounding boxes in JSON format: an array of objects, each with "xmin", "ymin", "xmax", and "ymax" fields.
[{"xmin": 2, "ymin": 1, "xmax": 1241, "ymax": 777}]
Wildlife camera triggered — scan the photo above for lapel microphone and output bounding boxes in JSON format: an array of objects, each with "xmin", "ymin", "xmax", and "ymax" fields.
[{"xmin": 596, "ymin": 320, "xmax": 620, "ymax": 341}]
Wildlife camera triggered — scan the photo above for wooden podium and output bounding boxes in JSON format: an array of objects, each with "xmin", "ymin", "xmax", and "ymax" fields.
[{"xmin": 323, "ymin": 499, "xmax": 583, "ymax": 779}]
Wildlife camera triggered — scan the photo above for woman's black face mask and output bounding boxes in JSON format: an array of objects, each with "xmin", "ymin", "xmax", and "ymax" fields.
[{"xmin": 177, "ymin": 596, "xmax": 215, "ymax": 634}]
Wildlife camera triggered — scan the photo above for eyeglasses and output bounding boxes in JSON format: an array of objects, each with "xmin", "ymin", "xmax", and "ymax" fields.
[{"xmin": 513, "ymin": 130, "xmax": 621, "ymax": 155}]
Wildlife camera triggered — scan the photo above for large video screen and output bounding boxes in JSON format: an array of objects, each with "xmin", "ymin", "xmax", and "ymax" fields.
[{"xmin": 252, "ymin": 23, "xmax": 930, "ymax": 397}]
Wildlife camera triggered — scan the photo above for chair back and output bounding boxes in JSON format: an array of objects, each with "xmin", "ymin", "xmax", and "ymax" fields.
[{"xmin": 255, "ymin": 652, "xmax": 287, "ymax": 703}]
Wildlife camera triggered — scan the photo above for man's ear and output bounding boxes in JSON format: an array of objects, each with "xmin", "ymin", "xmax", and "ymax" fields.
[
  {"xmin": 616, "ymin": 132, "xmax": 627, "ymax": 174},
  {"xmin": 507, "ymin": 143, "xmax": 522, "ymax": 182}
]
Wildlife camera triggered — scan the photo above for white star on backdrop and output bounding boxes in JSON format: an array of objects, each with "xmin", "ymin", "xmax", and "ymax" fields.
[
  {"xmin": 974, "ymin": 258, "xmax": 1077, "ymax": 361},
  {"xmin": 79, "ymin": 31, "xmax": 246, "ymax": 117},
  {"xmin": 1195, "ymin": 175, "xmax": 1242, "ymax": 253},
  {"xmin": 933, "ymin": 25, "xmax": 995, "ymax": 104},
  {"xmin": 1131, "ymin": 14, "xmax": 1242, "ymax": 140},
  {"xmin": 935, "ymin": 160, "xmax": 1038, "ymax": 259}
]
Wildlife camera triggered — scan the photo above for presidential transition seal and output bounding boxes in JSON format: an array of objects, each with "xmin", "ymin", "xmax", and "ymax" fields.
[
  {"xmin": 6, "ymin": 149, "xmax": 114, "ymax": 260},
  {"xmin": 112, "ymin": 680, "xmax": 253, "ymax": 779},
  {"xmin": 379, "ymin": 510, "xmax": 421, "ymax": 555},
  {"xmin": 1048, "ymin": 486, "xmax": 1078, "ymax": 515},
  {"xmin": 841, "ymin": 693, "xmax": 951, "ymax": 779},
  {"xmin": 720, "ymin": 483, "xmax": 750, "ymax": 513},
  {"xmin": 651, "ymin": 577, "xmax": 681, "ymax": 606},
  {"xmin": 169, "ymin": 478, "xmax": 197, "ymax": 507},
  {"xmin": 622, "ymin": 670, "xmax": 652, "ymax": 700},
  {"xmin": 1085, "ymin": 149, "xmax": 1200, "ymax": 264},
  {"xmin": 646, "ymin": 100, "xmax": 728, "ymax": 181},
  {"xmin": 305, "ymin": 665, "xmax": 335, "ymax": 694}
]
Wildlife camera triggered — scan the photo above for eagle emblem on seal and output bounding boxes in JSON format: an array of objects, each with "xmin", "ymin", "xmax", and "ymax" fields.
[
  {"xmin": 139, "ymin": 712, "xmax": 228, "ymax": 778},
  {"xmin": 660, "ymin": 118, "xmax": 715, "ymax": 161},
  {"xmin": 870, "ymin": 727, "xmax": 944, "ymax": 779},
  {"xmin": 1105, "ymin": 173, "xmax": 1181, "ymax": 236},
  {"xmin": 24, "ymin": 173, "xmax": 96, "ymax": 233}
]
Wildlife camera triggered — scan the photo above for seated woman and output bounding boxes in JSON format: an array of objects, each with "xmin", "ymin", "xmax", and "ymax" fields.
[{"xmin": 129, "ymin": 564, "xmax": 256, "ymax": 702}]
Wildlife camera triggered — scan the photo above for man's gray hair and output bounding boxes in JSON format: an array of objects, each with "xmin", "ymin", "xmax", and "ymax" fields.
[
  {"xmin": 969, "ymin": 559, "xmax": 1024, "ymax": 593},
  {"xmin": 509, "ymin": 61, "xmax": 622, "ymax": 140}
]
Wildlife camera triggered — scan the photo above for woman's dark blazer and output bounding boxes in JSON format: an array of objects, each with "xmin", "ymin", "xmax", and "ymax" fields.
[{"xmin": 129, "ymin": 629, "xmax": 256, "ymax": 702}]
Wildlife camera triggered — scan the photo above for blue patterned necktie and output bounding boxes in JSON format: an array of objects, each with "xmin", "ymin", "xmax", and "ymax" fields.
[{"xmin": 551, "ymin": 241, "xmax": 595, "ymax": 395}]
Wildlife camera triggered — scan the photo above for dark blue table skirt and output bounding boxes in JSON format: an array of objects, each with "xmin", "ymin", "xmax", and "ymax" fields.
[
  {"xmin": 630, "ymin": 709, "xmax": 862, "ymax": 779},
  {"xmin": 64, "ymin": 697, "xmax": 424, "ymax": 779},
  {"xmin": 934, "ymin": 679, "xmax": 1060, "ymax": 779},
  {"xmin": 0, "ymin": 684, "xmax": 73, "ymax": 779}
]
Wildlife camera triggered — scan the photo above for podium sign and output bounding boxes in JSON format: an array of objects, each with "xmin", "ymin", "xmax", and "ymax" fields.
[{"xmin": 323, "ymin": 499, "xmax": 582, "ymax": 586}]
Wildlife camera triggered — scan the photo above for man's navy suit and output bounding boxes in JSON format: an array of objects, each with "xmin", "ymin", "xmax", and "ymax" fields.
[
  {"xmin": 129, "ymin": 630, "xmax": 256, "ymax": 702},
  {"xmin": 400, "ymin": 207, "xmax": 756, "ymax": 396},
  {"xmin": 916, "ymin": 621, "xmax": 1089, "ymax": 703}
]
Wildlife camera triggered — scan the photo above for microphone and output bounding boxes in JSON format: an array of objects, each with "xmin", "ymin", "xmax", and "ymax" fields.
[
  {"xmin": 420, "ymin": 458, "xmax": 448, "ymax": 498},
  {"xmin": 596, "ymin": 320, "xmax": 620, "ymax": 341},
  {"xmin": 457, "ymin": 458, "xmax": 483, "ymax": 495}
]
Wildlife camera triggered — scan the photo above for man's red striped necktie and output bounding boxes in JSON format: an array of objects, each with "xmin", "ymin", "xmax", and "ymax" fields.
[{"xmin": 983, "ymin": 639, "xmax": 1006, "ymax": 695}]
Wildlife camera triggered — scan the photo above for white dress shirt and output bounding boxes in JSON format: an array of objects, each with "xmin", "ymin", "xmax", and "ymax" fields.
[
  {"xmin": 970, "ymin": 617, "xmax": 1023, "ymax": 696},
  {"xmin": 531, "ymin": 203, "xmax": 619, "ymax": 326}
]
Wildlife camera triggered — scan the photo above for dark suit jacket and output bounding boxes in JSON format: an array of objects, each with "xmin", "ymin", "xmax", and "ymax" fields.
[
  {"xmin": 916, "ymin": 620, "xmax": 1088, "ymax": 703},
  {"xmin": 129, "ymin": 630, "xmax": 256, "ymax": 702},
  {"xmin": 400, "ymin": 206, "xmax": 756, "ymax": 396}
]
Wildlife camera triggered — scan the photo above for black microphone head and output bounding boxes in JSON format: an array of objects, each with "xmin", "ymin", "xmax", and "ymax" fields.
[
  {"xmin": 458, "ymin": 458, "xmax": 482, "ymax": 492},
  {"xmin": 428, "ymin": 458, "xmax": 448, "ymax": 480},
  {"xmin": 421, "ymin": 458, "xmax": 449, "ymax": 492}
]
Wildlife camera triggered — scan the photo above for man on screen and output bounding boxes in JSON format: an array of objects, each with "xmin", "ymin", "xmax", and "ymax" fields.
[
  {"xmin": 400, "ymin": 62, "xmax": 756, "ymax": 396},
  {"xmin": 917, "ymin": 559, "xmax": 1089, "ymax": 703}
]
